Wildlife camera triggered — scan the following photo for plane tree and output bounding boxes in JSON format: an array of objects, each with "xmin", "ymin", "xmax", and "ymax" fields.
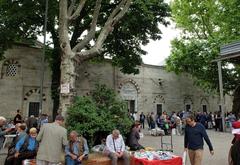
[
  {"xmin": 0, "ymin": 0, "xmax": 170, "ymax": 115},
  {"xmin": 166, "ymin": 0, "xmax": 240, "ymax": 115}
]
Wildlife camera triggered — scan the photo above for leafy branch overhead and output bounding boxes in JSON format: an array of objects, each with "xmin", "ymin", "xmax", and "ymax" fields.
[
  {"xmin": 0, "ymin": 0, "xmax": 170, "ymax": 113},
  {"xmin": 60, "ymin": 0, "xmax": 132, "ymax": 61},
  {"xmin": 0, "ymin": 0, "xmax": 170, "ymax": 74},
  {"xmin": 166, "ymin": 0, "xmax": 240, "ymax": 93}
]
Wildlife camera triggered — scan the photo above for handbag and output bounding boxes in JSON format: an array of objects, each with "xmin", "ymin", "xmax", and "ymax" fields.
[
  {"xmin": 182, "ymin": 151, "xmax": 187, "ymax": 165},
  {"xmin": 165, "ymin": 123, "xmax": 169, "ymax": 129}
]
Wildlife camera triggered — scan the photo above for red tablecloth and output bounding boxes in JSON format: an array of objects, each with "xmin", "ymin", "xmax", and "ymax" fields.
[{"xmin": 132, "ymin": 156, "xmax": 182, "ymax": 165}]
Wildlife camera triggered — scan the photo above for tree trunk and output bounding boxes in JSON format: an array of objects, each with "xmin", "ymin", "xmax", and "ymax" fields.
[
  {"xmin": 59, "ymin": 0, "xmax": 75, "ymax": 116},
  {"xmin": 59, "ymin": 48, "xmax": 76, "ymax": 116},
  {"xmin": 51, "ymin": 48, "xmax": 61, "ymax": 119}
]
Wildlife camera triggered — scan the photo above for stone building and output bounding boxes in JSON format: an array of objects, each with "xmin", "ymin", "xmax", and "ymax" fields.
[
  {"xmin": 76, "ymin": 61, "xmax": 232, "ymax": 118},
  {"xmin": 0, "ymin": 43, "xmax": 52, "ymax": 118},
  {"xmin": 0, "ymin": 44, "xmax": 232, "ymax": 119}
]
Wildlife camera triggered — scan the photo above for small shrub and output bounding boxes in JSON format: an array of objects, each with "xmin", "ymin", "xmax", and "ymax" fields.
[{"xmin": 66, "ymin": 84, "xmax": 133, "ymax": 147}]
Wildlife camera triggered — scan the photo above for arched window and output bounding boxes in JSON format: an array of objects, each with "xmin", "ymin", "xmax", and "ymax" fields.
[
  {"xmin": 6, "ymin": 64, "xmax": 18, "ymax": 76},
  {"xmin": 2, "ymin": 59, "xmax": 20, "ymax": 78}
]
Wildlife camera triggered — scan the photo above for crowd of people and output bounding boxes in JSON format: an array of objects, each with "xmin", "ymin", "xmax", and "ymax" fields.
[
  {"xmin": 0, "ymin": 110, "xmax": 90, "ymax": 165},
  {"xmin": 0, "ymin": 110, "xmax": 146, "ymax": 165},
  {"xmin": 129, "ymin": 110, "xmax": 240, "ymax": 165},
  {"xmin": 1, "ymin": 109, "xmax": 240, "ymax": 165},
  {"xmin": 129, "ymin": 110, "xmax": 239, "ymax": 136}
]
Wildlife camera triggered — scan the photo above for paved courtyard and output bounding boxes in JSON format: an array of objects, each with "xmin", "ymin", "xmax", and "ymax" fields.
[
  {"xmin": 140, "ymin": 129, "xmax": 232, "ymax": 165},
  {"xmin": 0, "ymin": 129, "xmax": 233, "ymax": 165}
]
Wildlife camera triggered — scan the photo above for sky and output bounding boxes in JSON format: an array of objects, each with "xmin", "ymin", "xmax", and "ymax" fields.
[{"xmin": 141, "ymin": 22, "xmax": 181, "ymax": 66}]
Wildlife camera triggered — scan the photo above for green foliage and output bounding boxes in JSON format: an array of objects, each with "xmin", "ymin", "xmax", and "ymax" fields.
[
  {"xmin": 0, "ymin": 0, "xmax": 170, "ymax": 74},
  {"xmin": 66, "ymin": 84, "xmax": 132, "ymax": 147},
  {"xmin": 167, "ymin": 0, "xmax": 240, "ymax": 93},
  {"xmin": 0, "ymin": 0, "xmax": 170, "ymax": 114}
]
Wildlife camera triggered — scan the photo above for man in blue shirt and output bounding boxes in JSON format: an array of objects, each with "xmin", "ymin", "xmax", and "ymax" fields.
[
  {"xmin": 5, "ymin": 127, "xmax": 38, "ymax": 165},
  {"xmin": 184, "ymin": 114, "xmax": 214, "ymax": 165},
  {"xmin": 65, "ymin": 131, "xmax": 89, "ymax": 165}
]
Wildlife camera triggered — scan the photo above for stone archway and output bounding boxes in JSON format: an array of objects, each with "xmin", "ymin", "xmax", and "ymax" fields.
[
  {"xmin": 200, "ymin": 97, "xmax": 209, "ymax": 112},
  {"xmin": 118, "ymin": 79, "xmax": 139, "ymax": 113},
  {"xmin": 153, "ymin": 95, "xmax": 165, "ymax": 116},
  {"xmin": 23, "ymin": 88, "xmax": 46, "ymax": 117},
  {"xmin": 184, "ymin": 95, "xmax": 193, "ymax": 111}
]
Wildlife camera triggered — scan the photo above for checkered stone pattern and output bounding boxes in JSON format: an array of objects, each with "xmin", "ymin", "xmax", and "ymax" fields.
[{"xmin": 6, "ymin": 64, "xmax": 18, "ymax": 77}]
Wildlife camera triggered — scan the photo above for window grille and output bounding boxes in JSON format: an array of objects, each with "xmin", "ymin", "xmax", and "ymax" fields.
[{"xmin": 6, "ymin": 64, "xmax": 18, "ymax": 77}]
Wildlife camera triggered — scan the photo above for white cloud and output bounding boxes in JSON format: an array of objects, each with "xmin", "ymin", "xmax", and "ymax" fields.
[{"xmin": 142, "ymin": 22, "xmax": 180, "ymax": 66}]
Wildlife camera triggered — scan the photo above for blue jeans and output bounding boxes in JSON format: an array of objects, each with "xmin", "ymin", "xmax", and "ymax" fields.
[{"xmin": 65, "ymin": 155, "xmax": 81, "ymax": 165}]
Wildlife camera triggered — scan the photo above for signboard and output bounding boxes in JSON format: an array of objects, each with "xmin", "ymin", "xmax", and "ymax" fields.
[{"xmin": 61, "ymin": 83, "xmax": 70, "ymax": 94}]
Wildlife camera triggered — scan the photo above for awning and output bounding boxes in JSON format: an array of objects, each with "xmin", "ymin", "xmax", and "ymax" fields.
[{"xmin": 213, "ymin": 41, "xmax": 240, "ymax": 63}]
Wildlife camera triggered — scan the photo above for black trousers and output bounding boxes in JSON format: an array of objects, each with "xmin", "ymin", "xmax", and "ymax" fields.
[{"xmin": 4, "ymin": 150, "xmax": 36, "ymax": 165}]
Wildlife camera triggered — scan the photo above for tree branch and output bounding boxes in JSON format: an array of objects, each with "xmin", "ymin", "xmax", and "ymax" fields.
[
  {"xmin": 95, "ymin": 0, "xmax": 131, "ymax": 48},
  {"xmin": 59, "ymin": 0, "xmax": 69, "ymax": 45},
  {"xmin": 68, "ymin": 0, "xmax": 76, "ymax": 17},
  {"xmin": 74, "ymin": 47, "xmax": 101, "ymax": 63},
  {"xmin": 72, "ymin": 0, "xmax": 102, "ymax": 52},
  {"xmin": 70, "ymin": 8, "xmax": 91, "ymax": 48},
  {"xmin": 69, "ymin": 0, "xmax": 87, "ymax": 21},
  {"xmin": 74, "ymin": 0, "xmax": 132, "ymax": 61},
  {"xmin": 199, "ymin": 14, "xmax": 214, "ymax": 39}
]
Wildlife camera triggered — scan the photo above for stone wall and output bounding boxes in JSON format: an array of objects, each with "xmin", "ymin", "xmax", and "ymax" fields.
[
  {"xmin": 0, "ymin": 44, "xmax": 53, "ymax": 119},
  {"xmin": 0, "ymin": 45, "xmax": 233, "ymax": 119},
  {"xmin": 76, "ymin": 61, "xmax": 233, "ymax": 118}
]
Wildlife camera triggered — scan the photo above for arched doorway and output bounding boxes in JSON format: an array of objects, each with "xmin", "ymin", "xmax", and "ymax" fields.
[
  {"xmin": 153, "ymin": 95, "xmax": 165, "ymax": 116},
  {"xmin": 23, "ymin": 88, "xmax": 46, "ymax": 117},
  {"xmin": 184, "ymin": 95, "xmax": 193, "ymax": 112},
  {"xmin": 119, "ymin": 79, "xmax": 140, "ymax": 113},
  {"xmin": 200, "ymin": 98, "xmax": 209, "ymax": 113}
]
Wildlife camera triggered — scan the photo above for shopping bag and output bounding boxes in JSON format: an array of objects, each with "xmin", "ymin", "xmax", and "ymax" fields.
[
  {"xmin": 182, "ymin": 151, "xmax": 187, "ymax": 165},
  {"xmin": 172, "ymin": 128, "xmax": 176, "ymax": 135},
  {"xmin": 139, "ymin": 132, "xmax": 144, "ymax": 138}
]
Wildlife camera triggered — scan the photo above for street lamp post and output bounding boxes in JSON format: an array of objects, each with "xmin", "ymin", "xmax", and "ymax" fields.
[
  {"xmin": 39, "ymin": 0, "xmax": 49, "ymax": 115},
  {"xmin": 217, "ymin": 61, "xmax": 225, "ymax": 132}
]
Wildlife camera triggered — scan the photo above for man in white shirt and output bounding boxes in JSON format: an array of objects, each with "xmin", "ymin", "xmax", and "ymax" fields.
[{"xmin": 106, "ymin": 129, "xmax": 130, "ymax": 165}]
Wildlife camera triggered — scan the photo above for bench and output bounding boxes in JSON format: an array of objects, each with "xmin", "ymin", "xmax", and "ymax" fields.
[
  {"xmin": 83, "ymin": 153, "xmax": 134, "ymax": 165},
  {"xmin": 22, "ymin": 153, "xmax": 134, "ymax": 165}
]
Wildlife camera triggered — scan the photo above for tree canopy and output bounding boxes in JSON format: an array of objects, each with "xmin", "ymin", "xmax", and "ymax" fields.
[
  {"xmin": 0, "ymin": 0, "xmax": 170, "ymax": 74},
  {"xmin": 0, "ymin": 0, "xmax": 170, "ymax": 114},
  {"xmin": 166, "ymin": 0, "xmax": 240, "ymax": 93}
]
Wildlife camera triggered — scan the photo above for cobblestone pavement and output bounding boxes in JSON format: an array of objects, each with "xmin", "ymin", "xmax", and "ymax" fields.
[
  {"xmin": 0, "ymin": 129, "xmax": 232, "ymax": 165},
  {"xmin": 140, "ymin": 129, "xmax": 232, "ymax": 165}
]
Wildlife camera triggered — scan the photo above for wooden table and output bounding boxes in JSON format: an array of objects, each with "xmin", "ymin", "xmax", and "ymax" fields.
[{"xmin": 132, "ymin": 156, "xmax": 182, "ymax": 165}]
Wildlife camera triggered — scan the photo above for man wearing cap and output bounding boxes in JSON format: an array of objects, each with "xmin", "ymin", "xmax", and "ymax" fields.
[
  {"xmin": 184, "ymin": 114, "xmax": 214, "ymax": 165},
  {"xmin": 36, "ymin": 115, "xmax": 68, "ymax": 165}
]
